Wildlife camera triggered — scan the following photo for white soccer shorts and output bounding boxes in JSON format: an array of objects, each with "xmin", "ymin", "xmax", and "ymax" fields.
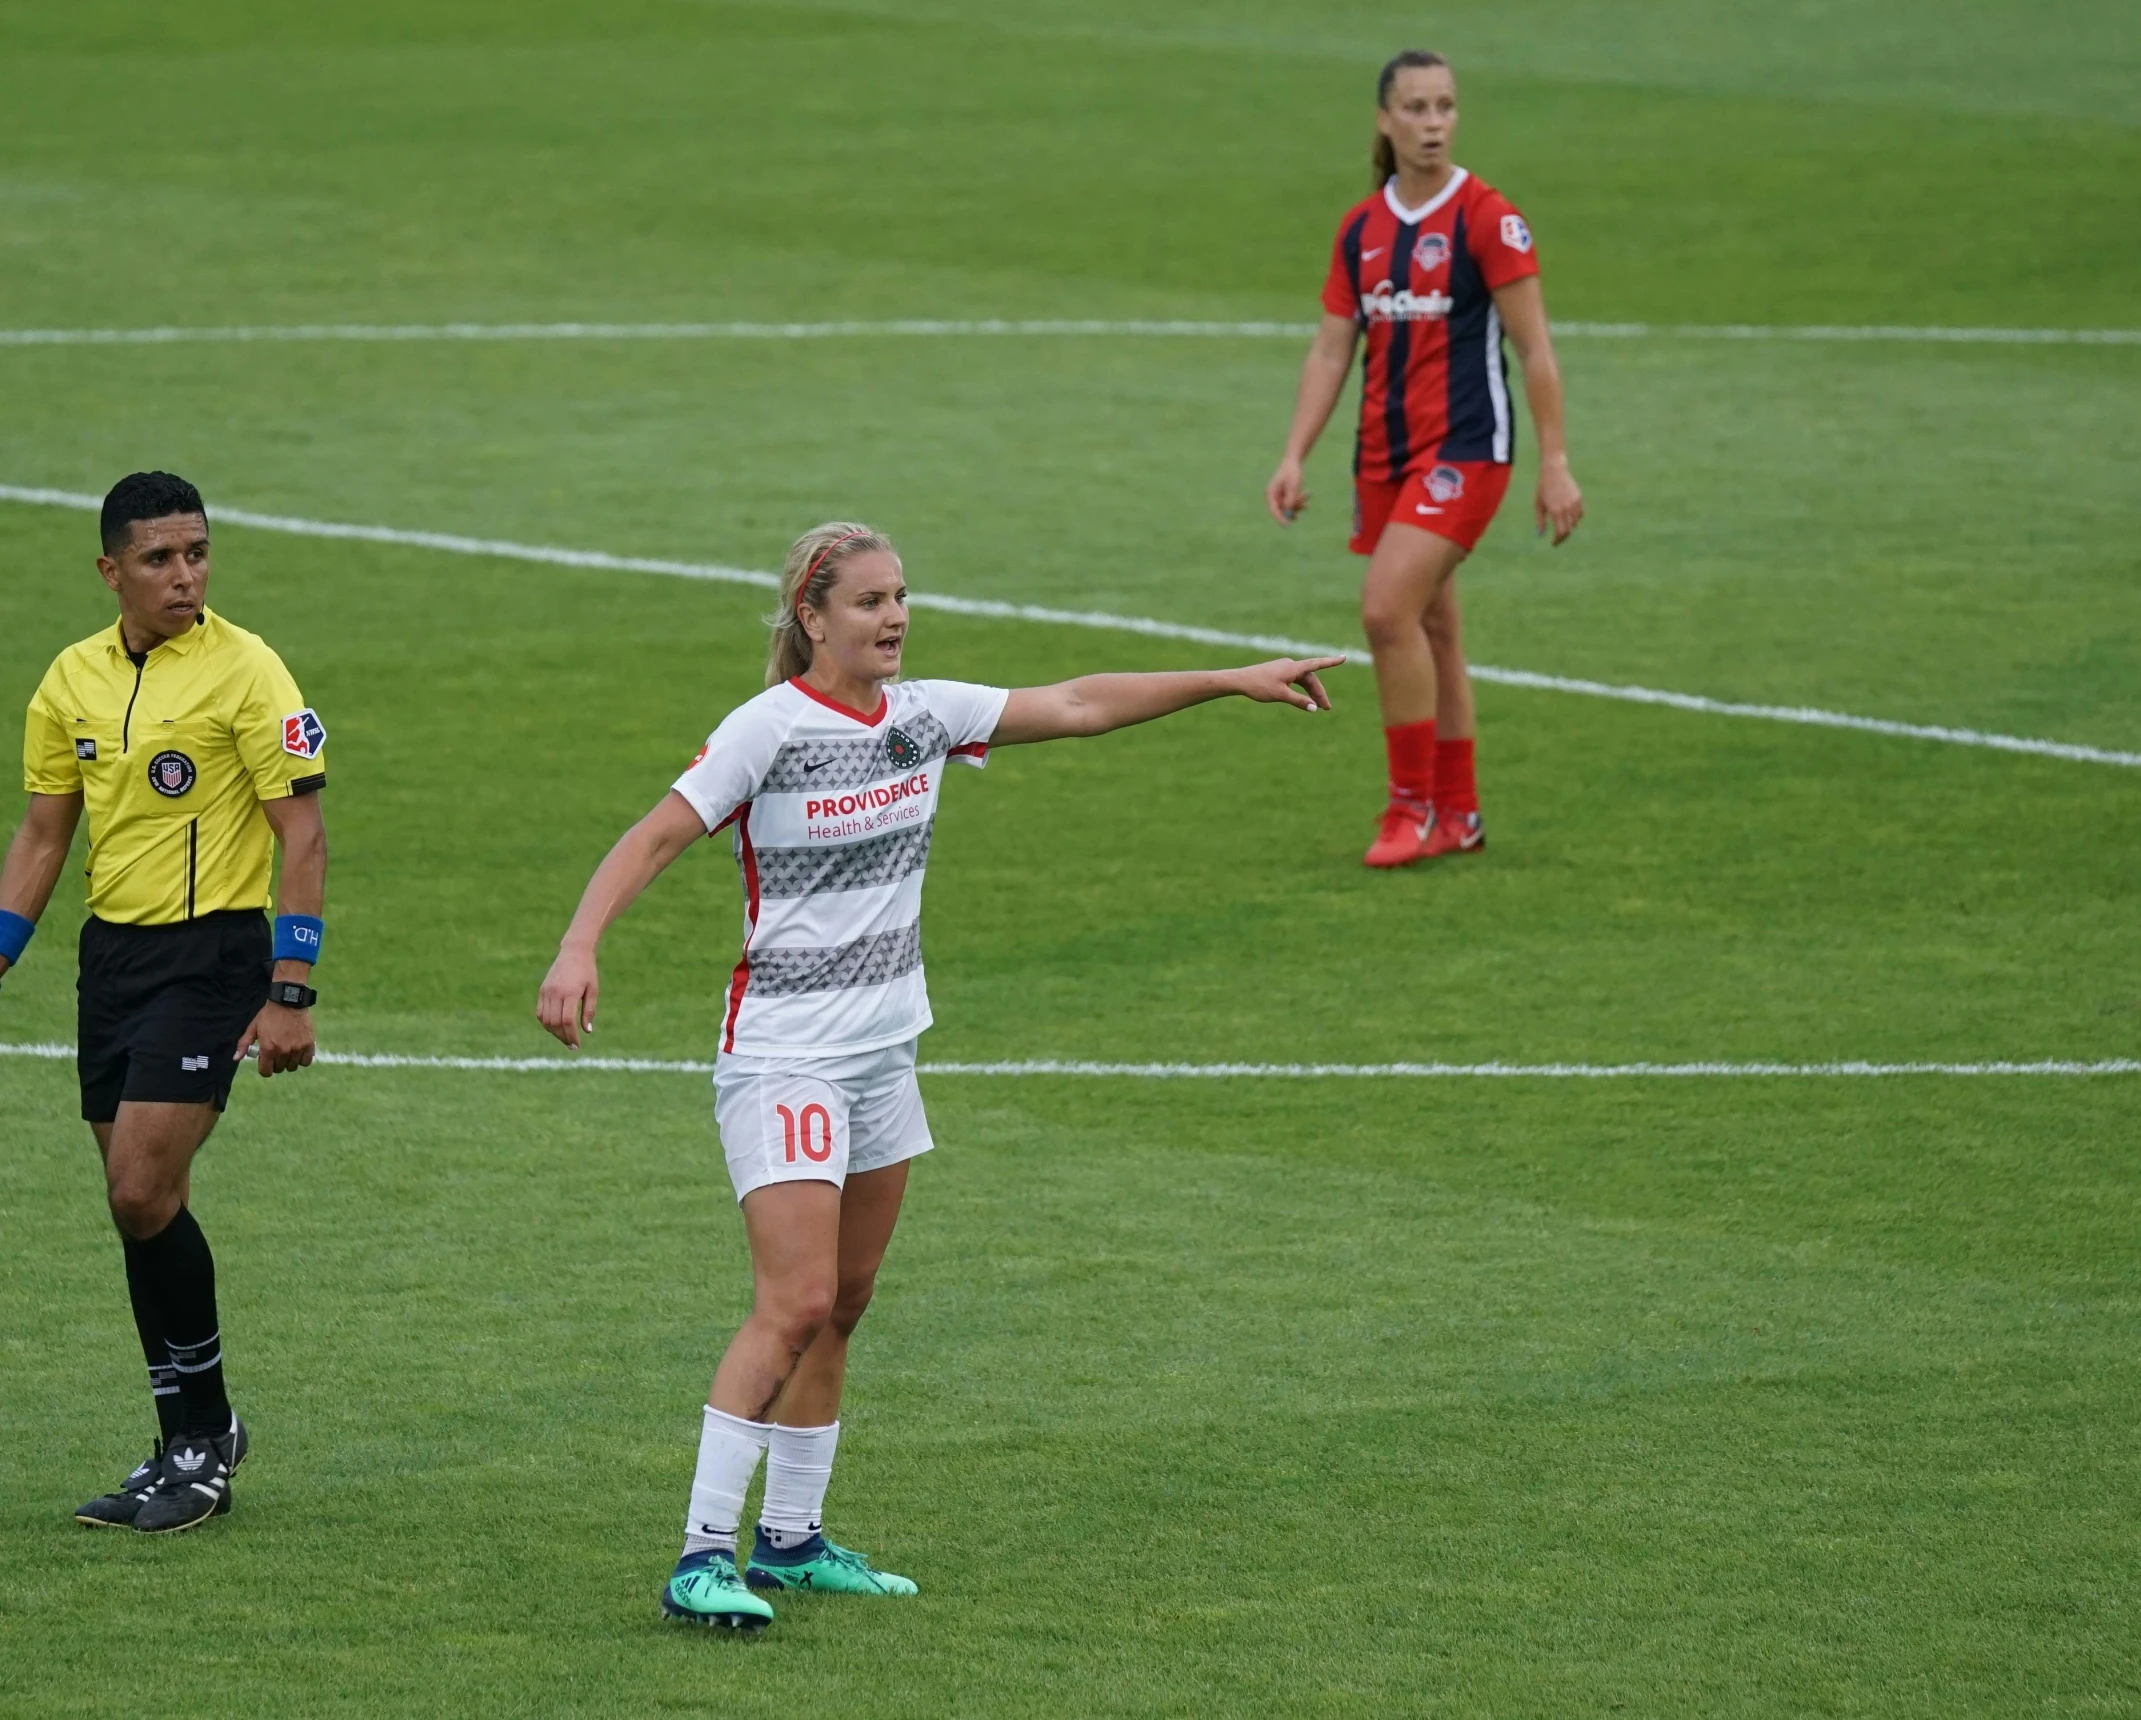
[{"xmin": 712, "ymin": 1038, "xmax": 935, "ymax": 1202}]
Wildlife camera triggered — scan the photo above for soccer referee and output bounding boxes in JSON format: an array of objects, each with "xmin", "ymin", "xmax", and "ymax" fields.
[{"xmin": 0, "ymin": 472, "xmax": 329, "ymax": 1535}]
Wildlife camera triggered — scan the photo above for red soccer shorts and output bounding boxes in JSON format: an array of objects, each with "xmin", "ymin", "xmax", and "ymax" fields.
[{"xmin": 1351, "ymin": 460, "xmax": 1514, "ymax": 556}]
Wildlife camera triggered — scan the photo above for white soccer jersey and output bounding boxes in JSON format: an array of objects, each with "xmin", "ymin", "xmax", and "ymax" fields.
[{"xmin": 671, "ymin": 676, "xmax": 1009, "ymax": 1056}]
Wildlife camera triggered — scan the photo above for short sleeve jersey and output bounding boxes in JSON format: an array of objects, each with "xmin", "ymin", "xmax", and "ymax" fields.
[
  {"xmin": 23, "ymin": 609, "xmax": 327, "ymax": 925},
  {"xmin": 1320, "ymin": 169, "xmax": 1540, "ymax": 478},
  {"xmin": 671, "ymin": 676, "xmax": 1009, "ymax": 1057}
]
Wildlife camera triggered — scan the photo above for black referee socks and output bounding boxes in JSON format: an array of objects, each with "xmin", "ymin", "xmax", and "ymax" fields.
[
  {"xmin": 118, "ymin": 1229, "xmax": 184, "ymax": 1441},
  {"xmin": 130, "ymin": 1206, "xmax": 232, "ymax": 1437}
]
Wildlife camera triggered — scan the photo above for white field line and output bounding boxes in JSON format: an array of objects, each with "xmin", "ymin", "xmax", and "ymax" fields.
[
  {"xmin": 0, "ymin": 319, "xmax": 2137, "ymax": 348},
  {"xmin": 0, "ymin": 1042, "xmax": 2134, "ymax": 1078},
  {"xmin": 7, "ymin": 483, "xmax": 2138, "ymax": 771}
]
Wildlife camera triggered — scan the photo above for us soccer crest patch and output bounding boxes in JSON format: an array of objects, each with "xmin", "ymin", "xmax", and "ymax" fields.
[
  {"xmin": 281, "ymin": 707, "xmax": 326, "ymax": 759},
  {"xmin": 148, "ymin": 750, "xmax": 196, "ymax": 798},
  {"xmin": 884, "ymin": 726, "xmax": 924, "ymax": 771}
]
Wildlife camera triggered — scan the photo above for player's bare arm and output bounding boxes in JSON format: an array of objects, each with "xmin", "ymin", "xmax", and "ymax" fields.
[
  {"xmin": 235, "ymin": 792, "xmax": 328, "ymax": 1077},
  {"xmin": 992, "ymin": 658, "xmax": 1343, "ymax": 744},
  {"xmin": 1490, "ymin": 274, "xmax": 1584, "ymax": 544},
  {"xmin": 537, "ymin": 791, "xmax": 707, "ymax": 1049},
  {"xmin": 0, "ymin": 792, "xmax": 83, "ymax": 983},
  {"xmin": 1266, "ymin": 313, "xmax": 1360, "ymax": 525}
]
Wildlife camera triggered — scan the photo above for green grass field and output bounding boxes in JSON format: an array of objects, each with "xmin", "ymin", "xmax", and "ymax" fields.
[{"xmin": 1, "ymin": 3, "xmax": 2137, "ymax": 1715}]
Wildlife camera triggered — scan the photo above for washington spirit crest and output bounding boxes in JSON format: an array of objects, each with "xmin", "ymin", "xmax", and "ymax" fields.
[
  {"xmin": 884, "ymin": 726, "xmax": 924, "ymax": 771},
  {"xmin": 1426, "ymin": 464, "xmax": 1467, "ymax": 503}
]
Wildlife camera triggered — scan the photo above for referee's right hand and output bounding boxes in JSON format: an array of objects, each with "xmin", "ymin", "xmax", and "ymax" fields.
[{"xmin": 537, "ymin": 945, "xmax": 600, "ymax": 1049}]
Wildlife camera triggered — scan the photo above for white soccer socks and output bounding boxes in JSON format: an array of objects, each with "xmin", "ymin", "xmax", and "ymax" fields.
[
  {"xmin": 757, "ymin": 1420, "xmax": 840, "ymax": 1549},
  {"xmin": 683, "ymin": 1406, "xmax": 771, "ymax": 1556}
]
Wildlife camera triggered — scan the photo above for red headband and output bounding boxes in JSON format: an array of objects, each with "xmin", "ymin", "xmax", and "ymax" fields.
[{"xmin": 801, "ymin": 529, "xmax": 871, "ymax": 595}]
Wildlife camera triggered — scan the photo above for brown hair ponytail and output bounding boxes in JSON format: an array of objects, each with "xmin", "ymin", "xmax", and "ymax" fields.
[{"xmin": 1372, "ymin": 49, "xmax": 1450, "ymax": 188}]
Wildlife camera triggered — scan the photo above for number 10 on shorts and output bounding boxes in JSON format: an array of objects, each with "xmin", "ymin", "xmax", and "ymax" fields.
[{"xmin": 777, "ymin": 1102, "xmax": 834, "ymax": 1163}]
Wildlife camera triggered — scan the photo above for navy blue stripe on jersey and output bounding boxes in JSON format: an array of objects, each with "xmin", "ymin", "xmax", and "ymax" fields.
[
  {"xmin": 1439, "ymin": 210, "xmax": 1507, "ymax": 462},
  {"xmin": 1339, "ymin": 209, "xmax": 1369, "ymax": 316},
  {"xmin": 1380, "ymin": 219, "xmax": 1418, "ymax": 474},
  {"xmin": 1339, "ymin": 210, "xmax": 1371, "ymax": 475}
]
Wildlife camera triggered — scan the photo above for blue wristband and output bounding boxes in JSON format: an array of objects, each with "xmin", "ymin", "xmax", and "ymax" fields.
[
  {"xmin": 0, "ymin": 909, "xmax": 33, "ymax": 965},
  {"xmin": 273, "ymin": 914, "xmax": 323, "ymax": 965}
]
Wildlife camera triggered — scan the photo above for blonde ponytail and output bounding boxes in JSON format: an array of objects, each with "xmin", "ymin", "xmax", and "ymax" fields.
[{"xmin": 766, "ymin": 521, "xmax": 896, "ymax": 687}]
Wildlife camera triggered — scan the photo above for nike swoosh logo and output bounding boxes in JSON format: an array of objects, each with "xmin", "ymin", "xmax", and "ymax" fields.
[
  {"xmin": 1415, "ymin": 504, "xmax": 1442, "ymax": 514},
  {"xmin": 803, "ymin": 758, "xmax": 832, "ymax": 773},
  {"xmin": 1361, "ymin": 247, "xmax": 1385, "ymax": 261}
]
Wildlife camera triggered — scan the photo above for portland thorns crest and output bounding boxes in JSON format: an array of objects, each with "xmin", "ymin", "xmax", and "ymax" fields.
[{"xmin": 884, "ymin": 727, "xmax": 923, "ymax": 771}]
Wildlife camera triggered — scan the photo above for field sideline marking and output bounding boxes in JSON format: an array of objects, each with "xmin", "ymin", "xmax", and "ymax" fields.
[
  {"xmin": 4, "ymin": 482, "xmax": 2137, "ymax": 772},
  {"xmin": 0, "ymin": 1042, "xmax": 2133, "ymax": 1078},
  {"xmin": 0, "ymin": 319, "xmax": 2137, "ymax": 348}
]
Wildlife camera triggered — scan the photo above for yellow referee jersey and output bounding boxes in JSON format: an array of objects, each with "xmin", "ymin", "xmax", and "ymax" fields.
[{"xmin": 23, "ymin": 609, "xmax": 327, "ymax": 927}]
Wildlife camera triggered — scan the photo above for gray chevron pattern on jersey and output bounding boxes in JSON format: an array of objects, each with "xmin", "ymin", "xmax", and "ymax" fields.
[
  {"xmin": 746, "ymin": 923, "xmax": 924, "ymax": 996},
  {"xmin": 759, "ymin": 710, "xmax": 955, "ymax": 793},
  {"xmin": 754, "ymin": 824, "xmax": 934, "ymax": 899}
]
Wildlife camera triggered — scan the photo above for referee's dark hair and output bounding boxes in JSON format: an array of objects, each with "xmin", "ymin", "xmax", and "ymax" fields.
[{"xmin": 101, "ymin": 471, "xmax": 207, "ymax": 555}]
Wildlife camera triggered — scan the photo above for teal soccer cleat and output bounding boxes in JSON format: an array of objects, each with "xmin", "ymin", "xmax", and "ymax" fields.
[
  {"xmin": 745, "ymin": 1531, "xmax": 918, "ymax": 1596},
  {"xmin": 662, "ymin": 1550, "xmax": 775, "ymax": 1632}
]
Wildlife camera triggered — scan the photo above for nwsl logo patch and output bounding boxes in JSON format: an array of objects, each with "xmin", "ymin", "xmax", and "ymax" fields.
[
  {"xmin": 1412, "ymin": 232, "xmax": 1450, "ymax": 272},
  {"xmin": 148, "ymin": 750, "xmax": 196, "ymax": 798},
  {"xmin": 281, "ymin": 708, "xmax": 326, "ymax": 759}
]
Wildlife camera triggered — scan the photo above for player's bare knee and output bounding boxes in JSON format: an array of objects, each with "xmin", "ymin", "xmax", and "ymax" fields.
[
  {"xmin": 766, "ymin": 1282, "xmax": 838, "ymax": 1351},
  {"xmin": 1360, "ymin": 598, "xmax": 1420, "ymax": 653},
  {"xmin": 828, "ymin": 1277, "xmax": 877, "ymax": 1339}
]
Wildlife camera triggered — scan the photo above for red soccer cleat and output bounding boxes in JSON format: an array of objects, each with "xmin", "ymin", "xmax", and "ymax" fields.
[
  {"xmin": 1423, "ymin": 806, "xmax": 1485, "ymax": 857},
  {"xmin": 1363, "ymin": 799, "xmax": 1436, "ymax": 868}
]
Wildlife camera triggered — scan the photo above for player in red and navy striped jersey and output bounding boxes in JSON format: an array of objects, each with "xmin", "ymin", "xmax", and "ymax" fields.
[{"xmin": 1267, "ymin": 50, "xmax": 1584, "ymax": 869}]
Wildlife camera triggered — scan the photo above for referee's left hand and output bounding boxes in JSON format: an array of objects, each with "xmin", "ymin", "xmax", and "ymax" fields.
[{"xmin": 237, "ymin": 1002, "xmax": 316, "ymax": 1078}]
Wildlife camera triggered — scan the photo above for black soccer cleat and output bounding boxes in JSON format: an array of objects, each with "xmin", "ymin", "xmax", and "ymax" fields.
[
  {"xmin": 133, "ymin": 1416, "xmax": 248, "ymax": 1535},
  {"xmin": 75, "ymin": 1443, "xmax": 165, "ymax": 1528}
]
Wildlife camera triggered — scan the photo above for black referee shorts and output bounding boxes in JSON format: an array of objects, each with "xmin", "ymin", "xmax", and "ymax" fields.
[{"xmin": 77, "ymin": 910, "xmax": 272, "ymax": 1123}]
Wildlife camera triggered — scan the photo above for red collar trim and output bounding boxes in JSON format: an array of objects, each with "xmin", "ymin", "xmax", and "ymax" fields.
[{"xmin": 788, "ymin": 675, "xmax": 889, "ymax": 727}]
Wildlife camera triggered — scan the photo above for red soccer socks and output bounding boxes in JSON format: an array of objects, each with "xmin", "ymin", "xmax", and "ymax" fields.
[
  {"xmin": 1368, "ymin": 726, "xmax": 1484, "ymax": 866},
  {"xmin": 1433, "ymin": 736, "xmax": 1477, "ymax": 816},
  {"xmin": 1369, "ymin": 720, "xmax": 1437, "ymax": 868},
  {"xmin": 1383, "ymin": 719, "xmax": 1437, "ymax": 807}
]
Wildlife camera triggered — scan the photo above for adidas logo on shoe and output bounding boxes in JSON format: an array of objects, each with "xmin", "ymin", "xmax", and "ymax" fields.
[{"xmin": 171, "ymin": 1446, "xmax": 209, "ymax": 1473}]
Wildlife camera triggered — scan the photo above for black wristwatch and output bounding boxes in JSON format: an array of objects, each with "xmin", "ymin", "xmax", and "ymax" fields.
[{"xmin": 267, "ymin": 980, "xmax": 318, "ymax": 1010}]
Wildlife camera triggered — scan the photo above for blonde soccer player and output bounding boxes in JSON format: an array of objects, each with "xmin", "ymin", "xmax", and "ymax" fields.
[{"xmin": 537, "ymin": 522, "xmax": 1339, "ymax": 1631}]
